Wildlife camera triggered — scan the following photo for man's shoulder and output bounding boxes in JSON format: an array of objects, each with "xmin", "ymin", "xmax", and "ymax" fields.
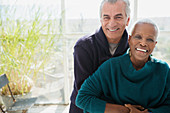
[
  {"xmin": 75, "ymin": 28, "xmax": 102, "ymax": 46},
  {"xmin": 75, "ymin": 33, "xmax": 97, "ymax": 48}
]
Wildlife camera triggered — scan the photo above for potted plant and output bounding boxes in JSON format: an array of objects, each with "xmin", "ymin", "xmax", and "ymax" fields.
[{"xmin": 0, "ymin": 7, "xmax": 60, "ymax": 99}]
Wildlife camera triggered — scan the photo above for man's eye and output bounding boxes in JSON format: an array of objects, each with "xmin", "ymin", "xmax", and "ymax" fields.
[
  {"xmin": 103, "ymin": 17, "xmax": 110, "ymax": 20},
  {"xmin": 115, "ymin": 16, "xmax": 122, "ymax": 20}
]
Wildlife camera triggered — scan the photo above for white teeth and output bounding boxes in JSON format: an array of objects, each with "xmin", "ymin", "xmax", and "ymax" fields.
[
  {"xmin": 136, "ymin": 48, "xmax": 147, "ymax": 52},
  {"xmin": 109, "ymin": 28, "xmax": 118, "ymax": 32}
]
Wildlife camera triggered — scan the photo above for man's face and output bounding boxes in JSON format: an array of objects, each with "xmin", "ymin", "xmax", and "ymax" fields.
[
  {"xmin": 128, "ymin": 23, "xmax": 157, "ymax": 62},
  {"xmin": 100, "ymin": 1, "xmax": 130, "ymax": 43}
]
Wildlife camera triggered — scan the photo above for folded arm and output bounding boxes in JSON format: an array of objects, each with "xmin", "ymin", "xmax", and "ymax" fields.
[{"xmin": 75, "ymin": 67, "xmax": 129, "ymax": 113}]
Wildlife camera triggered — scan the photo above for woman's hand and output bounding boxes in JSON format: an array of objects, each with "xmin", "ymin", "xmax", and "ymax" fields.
[
  {"xmin": 125, "ymin": 104, "xmax": 149, "ymax": 113},
  {"xmin": 104, "ymin": 103, "xmax": 130, "ymax": 113}
]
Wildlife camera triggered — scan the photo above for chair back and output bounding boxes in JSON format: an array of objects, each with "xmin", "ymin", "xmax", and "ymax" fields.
[
  {"xmin": 0, "ymin": 74, "xmax": 16, "ymax": 102},
  {"xmin": 0, "ymin": 74, "xmax": 9, "ymax": 89}
]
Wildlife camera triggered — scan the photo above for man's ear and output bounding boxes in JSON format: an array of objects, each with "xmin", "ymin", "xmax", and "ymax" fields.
[
  {"xmin": 128, "ymin": 35, "xmax": 131, "ymax": 42},
  {"xmin": 126, "ymin": 17, "xmax": 130, "ymax": 26}
]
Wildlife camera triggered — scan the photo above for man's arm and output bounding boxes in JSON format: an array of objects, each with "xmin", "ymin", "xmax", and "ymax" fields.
[{"xmin": 74, "ymin": 45, "xmax": 94, "ymax": 90}]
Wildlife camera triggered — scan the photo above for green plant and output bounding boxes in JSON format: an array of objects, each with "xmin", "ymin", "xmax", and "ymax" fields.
[{"xmin": 0, "ymin": 6, "xmax": 61, "ymax": 95}]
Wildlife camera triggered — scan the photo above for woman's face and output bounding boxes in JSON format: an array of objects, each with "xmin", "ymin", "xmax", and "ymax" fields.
[{"xmin": 129, "ymin": 23, "xmax": 157, "ymax": 63}]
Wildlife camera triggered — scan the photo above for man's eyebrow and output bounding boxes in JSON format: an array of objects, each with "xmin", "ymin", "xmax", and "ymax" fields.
[
  {"xmin": 115, "ymin": 13, "xmax": 123, "ymax": 17},
  {"xmin": 103, "ymin": 14, "xmax": 109, "ymax": 17},
  {"xmin": 102, "ymin": 13, "xmax": 123, "ymax": 18}
]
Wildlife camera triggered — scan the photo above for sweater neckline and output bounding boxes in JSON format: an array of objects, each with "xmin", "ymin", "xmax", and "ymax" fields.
[{"xmin": 120, "ymin": 54, "xmax": 153, "ymax": 82}]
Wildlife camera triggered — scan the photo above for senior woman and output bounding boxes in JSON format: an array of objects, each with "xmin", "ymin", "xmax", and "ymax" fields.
[{"xmin": 76, "ymin": 19, "xmax": 170, "ymax": 113}]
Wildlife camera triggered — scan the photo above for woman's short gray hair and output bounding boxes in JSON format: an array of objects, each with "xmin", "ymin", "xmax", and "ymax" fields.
[
  {"xmin": 99, "ymin": 0, "xmax": 130, "ymax": 18},
  {"xmin": 132, "ymin": 18, "xmax": 159, "ymax": 39}
]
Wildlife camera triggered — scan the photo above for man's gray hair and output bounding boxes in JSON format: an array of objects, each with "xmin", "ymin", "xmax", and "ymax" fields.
[
  {"xmin": 100, "ymin": 0, "xmax": 130, "ymax": 18},
  {"xmin": 132, "ymin": 18, "xmax": 159, "ymax": 39}
]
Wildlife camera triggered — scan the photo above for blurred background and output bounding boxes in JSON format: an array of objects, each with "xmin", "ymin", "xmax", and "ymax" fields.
[{"xmin": 0, "ymin": 0, "xmax": 170, "ymax": 109}]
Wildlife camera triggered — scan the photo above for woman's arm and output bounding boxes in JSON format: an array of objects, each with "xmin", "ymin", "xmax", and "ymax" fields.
[
  {"xmin": 75, "ymin": 72, "xmax": 107, "ymax": 113},
  {"xmin": 148, "ymin": 70, "xmax": 170, "ymax": 113},
  {"xmin": 76, "ymin": 63, "xmax": 130, "ymax": 113},
  {"xmin": 148, "ymin": 91, "xmax": 170, "ymax": 112}
]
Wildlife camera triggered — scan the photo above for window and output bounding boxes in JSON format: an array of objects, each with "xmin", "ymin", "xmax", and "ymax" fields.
[
  {"xmin": 66, "ymin": 0, "xmax": 101, "ymax": 33},
  {"xmin": 136, "ymin": 0, "xmax": 170, "ymax": 64},
  {"xmin": 0, "ymin": 0, "xmax": 170, "ymax": 106},
  {"xmin": 138, "ymin": 0, "xmax": 170, "ymax": 31},
  {"xmin": 0, "ymin": 0, "xmax": 69, "ymax": 105}
]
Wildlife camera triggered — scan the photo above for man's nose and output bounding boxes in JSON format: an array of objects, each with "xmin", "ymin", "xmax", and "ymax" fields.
[{"xmin": 108, "ymin": 18, "xmax": 117, "ymax": 27}]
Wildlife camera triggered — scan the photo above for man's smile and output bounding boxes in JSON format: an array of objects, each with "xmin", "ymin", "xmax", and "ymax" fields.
[{"xmin": 107, "ymin": 28, "xmax": 119, "ymax": 32}]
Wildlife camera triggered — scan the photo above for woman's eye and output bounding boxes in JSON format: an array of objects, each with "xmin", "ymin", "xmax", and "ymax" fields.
[
  {"xmin": 147, "ymin": 38, "xmax": 154, "ymax": 42},
  {"xmin": 133, "ymin": 35, "xmax": 142, "ymax": 39}
]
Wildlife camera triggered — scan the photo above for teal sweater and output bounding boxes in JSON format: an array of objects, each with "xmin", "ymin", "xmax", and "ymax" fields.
[{"xmin": 76, "ymin": 53, "xmax": 170, "ymax": 113}]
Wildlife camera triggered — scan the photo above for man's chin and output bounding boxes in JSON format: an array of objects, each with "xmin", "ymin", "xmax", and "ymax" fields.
[{"xmin": 106, "ymin": 35, "xmax": 121, "ymax": 43}]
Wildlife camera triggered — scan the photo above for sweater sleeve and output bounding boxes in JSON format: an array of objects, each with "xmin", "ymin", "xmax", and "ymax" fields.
[
  {"xmin": 75, "ymin": 65, "xmax": 108, "ymax": 113},
  {"xmin": 149, "ymin": 92, "xmax": 170, "ymax": 113},
  {"xmin": 149, "ymin": 70, "xmax": 170, "ymax": 113}
]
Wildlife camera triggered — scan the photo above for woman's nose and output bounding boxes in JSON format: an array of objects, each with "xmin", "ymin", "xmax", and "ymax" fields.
[{"xmin": 140, "ymin": 40, "xmax": 147, "ymax": 47}]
